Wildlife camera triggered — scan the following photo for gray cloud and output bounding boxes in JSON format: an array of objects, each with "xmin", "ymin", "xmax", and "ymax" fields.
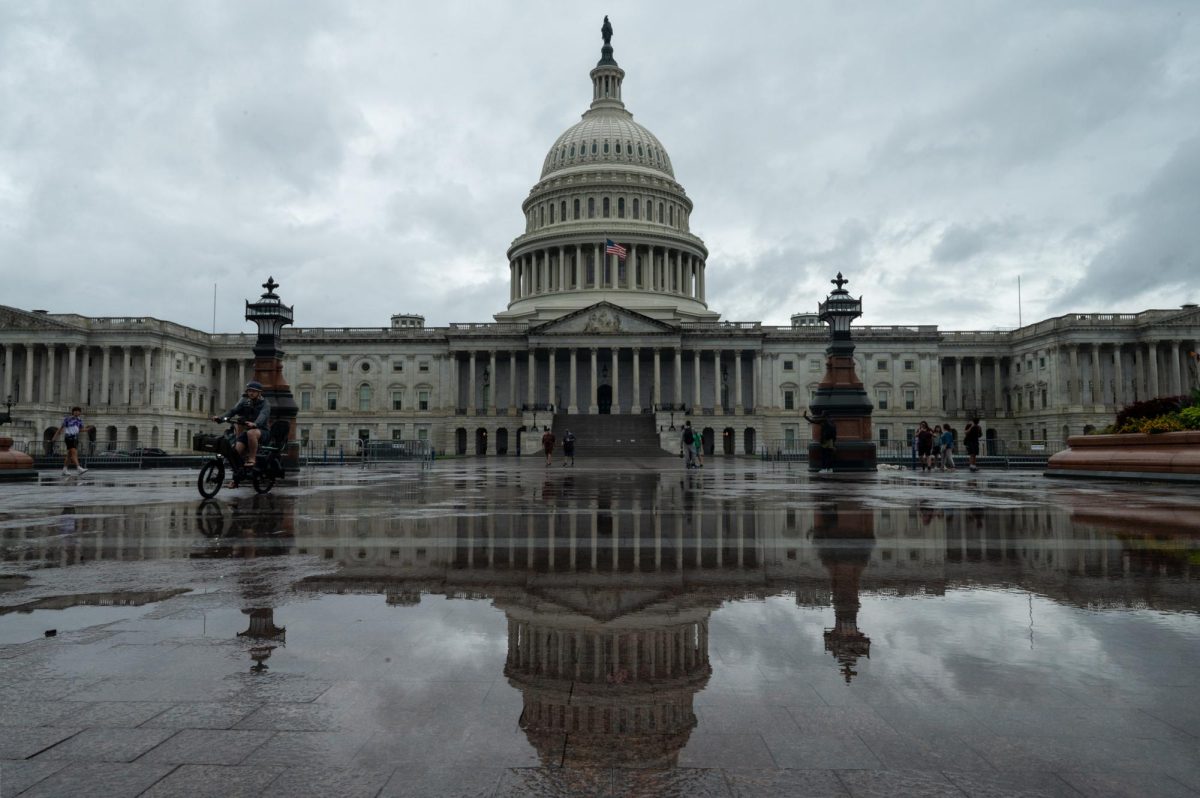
[{"xmin": 1, "ymin": 1, "xmax": 1197, "ymax": 332}]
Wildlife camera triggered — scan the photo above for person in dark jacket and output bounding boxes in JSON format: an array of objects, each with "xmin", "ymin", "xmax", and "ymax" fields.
[
  {"xmin": 964, "ymin": 418, "xmax": 983, "ymax": 472},
  {"xmin": 803, "ymin": 409, "xmax": 837, "ymax": 472},
  {"xmin": 214, "ymin": 381, "xmax": 271, "ymax": 467}
]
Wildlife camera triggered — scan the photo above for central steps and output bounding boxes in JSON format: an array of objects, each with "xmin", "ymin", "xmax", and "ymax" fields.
[{"xmin": 550, "ymin": 413, "xmax": 667, "ymax": 458}]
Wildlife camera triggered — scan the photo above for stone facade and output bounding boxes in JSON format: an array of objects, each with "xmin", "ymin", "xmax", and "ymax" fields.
[{"xmin": 3, "ymin": 27, "xmax": 1199, "ymax": 456}]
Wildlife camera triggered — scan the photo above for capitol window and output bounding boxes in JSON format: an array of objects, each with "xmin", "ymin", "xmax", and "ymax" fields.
[
  {"xmin": 603, "ymin": 139, "xmax": 609, "ymax": 154},
  {"xmin": 569, "ymin": 144, "xmax": 575, "ymax": 157},
  {"xmin": 300, "ymin": 391, "xmax": 311, "ymax": 411},
  {"xmin": 392, "ymin": 392, "xmax": 403, "ymax": 411},
  {"xmin": 904, "ymin": 359, "xmax": 915, "ymax": 370},
  {"xmin": 573, "ymin": 199, "xmax": 580, "ymax": 219},
  {"xmin": 632, "ymin": 198, "xmax": 639, "ymax": 219},
  {"xmin": 782, "ymin": 360, "xmax": 794, "ymax": 371},
  {"xmin": 617, "ymin": 198, "xmax": 625, "ymax": 218},
  {"xmin": 358, "ymin": 385, "xmax": 371, "ymax": 411},
  {"xmin": 591, "ymin": 140, "xmax": 597, "ymax": 155},
  {"xmin": 615, "ymin": 141, "xmax": 621, "ymax": 154},
  {"xmin": 588, "ymin": 198, "xmax": 595, "ymax": 218},
  {"xmin": 658, "ymin": 202, "xmax": 664, "ymax": 223},
  {"xmin": 560, "ymin": 200, "xmax": 566, "ymax": 220},
  {"xmin": 603, "ymin": 197, "xmax": 610, "ymax": 218},
  {"xmin": 638, "ymin": 144, "xmax": 644, "ymax": 157},
  {"xmin": 669, "ymin": 205, "xmax": 674, "ymax": 226}
]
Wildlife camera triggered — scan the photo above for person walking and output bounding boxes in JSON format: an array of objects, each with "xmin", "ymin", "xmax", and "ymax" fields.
[
  {"xmin": 52, "ymin": 406, "xmax": 93, "ymax": 476},
  {"xmin": 681, "ymin": 422, "xmax": 697, "ymax": 469},
  {"xmin": 964, "ymin": 418, "xmax": 983, "ymax": 472},
  {"xmin": 562, "ymin": 429, "xmax": 576, "ymax": 467},
  {"xmin": 803, "ymin": 409, "xmax": 837, "ymax": 473},
  {"xmin": 693, "ymin": 428, "xmax": 704, "ymax": 468},
  {"xmin": 940, "ymin": 424, "xmax": 956, "ymax": 471},
  {"xmin": 916, "ymin": 421, "xmax": 934, "ymax": 471},
  {"xmin": 931, "ymin": 425, "xmax": 943, "ymax": 470},
  {"xmin": 541, "ymin": 428, "xmax": 556, "ymax": 466}
]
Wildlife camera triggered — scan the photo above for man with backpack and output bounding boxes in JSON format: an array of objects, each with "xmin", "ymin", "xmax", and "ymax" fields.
[
  {"xmin": 562, "ymin": 429, "xmax": 577, "ymax": 467},
  {"xmin": 681, "ymin": 421, "xmax": 697, "ymax": 469}
]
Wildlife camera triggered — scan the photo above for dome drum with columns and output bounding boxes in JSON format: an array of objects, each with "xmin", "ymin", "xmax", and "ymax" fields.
[{"xmin": 497, "ymin": 21, "xmax": 716, "ymax": 325}]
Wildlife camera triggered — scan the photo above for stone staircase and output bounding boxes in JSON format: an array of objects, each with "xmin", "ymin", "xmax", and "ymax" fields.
[{"xmin": 550, "ymin": 413, "xmax": 667, "ymax": 458}]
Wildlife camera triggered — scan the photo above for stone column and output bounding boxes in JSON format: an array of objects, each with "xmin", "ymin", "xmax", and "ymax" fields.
[
  {"xmin": 1172, "ymin": 342, "xmax": 1184, "ymax": 397},
  {"xmin": 488, "ymin": 350, "xmax": 498, "ymax": 414},
  {"xmin": 735, "ymin": 351, "xmax": 744, "ymax": 413},
  {"xmin": 468, "ymin": 351, "xmax": 477, "ymax": 414},
  {"xmin": 1091, "ymin": 347, "xmax": 1103, "ymax": 405},
  {"xmin": 569, "ymin": 349, "xmax": 578, "ymax": 414},
  {"xmin": 609, "ymin": 348, "xmax": 619, "ymax": 410},
  {"xmin": 753, "ymin": 351, "xmax": 762, "ymax": 412},
  {"xmin": 2, "ymin": 345, "xmax": 12, "ymax": 401},
  {"xmin": 547, "ymin": 349, "xmax": 556, "ymax": 411},
  {"xmin": 1132, "ymin": 346, "xmax": 1143, "ymax": 402},
  {"xmin": 99, "ymin": 347, "xmax": 111, "ymax": 405},
  {"xmin": 219, "ymin": 359, "xmax": 228, "ymax": 411},
  {"xmin": 508, "ymin": 351, "xmax": 518, "ymax": 413},
  {"xmin": 993, "ymin": 359, "xmax": 1003, "ymax": 413},
  {"xmin": 238, "ymin": 359, "xmax": 246, "ymax": 393},
  {"xmin": 1147, "ymin": 342, "xmax": 1159, "ymax": 400},
  {"xmin": 631, "ymin": 348, "xmax": 641, "ymax": 413},
  {"xmin": 81, "ymin": 347, "xmax": 92, "ymax": 406},
  {"xmin": 1066, "ymin": 346, "xmax": 1079, "ymax": 405},
  {"xmin": 527, "ymin": 349, "xmax": 536, "ymax": 407},
  {"xmin": 45, "ymin": 345, "xmax": 57, "ymax": 405},
  {"xmin": 19, "ymin": 344, "xmax": 33, "ymax": 403},
  {"xmin": 953, "ymin": 357, "xmax": 962, "ymax": 413},
  {"xmin": 66, "ymin": 346, "xmax": 78, "ymax": 405},
  {"xmin": 693, "ymin": 350, "xmax": 702, "ymax": 409},
  {"xmin": 1113, "ymin": 346, "xmax": 1125, "ymax": 405},
  {"xmin": 652, "ymin": 348, "xmax": 662, "ymax": 407},
  {"xmin": 972, "ymin": 358, "xmax": 982, "ymax": 412},
  {"xmin": 589, "ymin": 348, "xmax": 599, "ymax": 414},
  {"xmin": 121, "ymin": 348, "xmax": 131, "ymax": 405},
  {"xmin": 715, "ymin": 349, "xmax": 724, "ymax": 414},
  {"xmin": 674, "ymin": 349, "xmax": 683, "ymax": 406}
]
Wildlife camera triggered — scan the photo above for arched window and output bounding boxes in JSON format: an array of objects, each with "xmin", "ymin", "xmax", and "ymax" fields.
[
  {"xmin": 638, "ymin": 144, "xmax": 644, "ymax": 157},
  {"xmin": 602, "ymin": 197, "xmax": 610, "ymax": 218},
  {"xmin": 549, "ymin": 204, "xmax": 555, "ymax": 224},
  {"xmin": 627, "ymin": 141, "xmax": 632, "ymax": 158},
  {"xmin": 591, "ymin": 140, "xmax": 597, "ymax": 155},
  {"xmin": 569, "ymin": 143, "xmax": 575, "ymax": 157},
  {"xmin": 587, "ymin": 197, "xmax": 595, "ymax": 218},
  {"xmin": 358, "ymin": 384, "xmax": 372, "ymax": 411},
  {"xmin": 658, "ymin": 202, "xmax": 664, "ymax": 223},
  {"xmin": 603, "ymin": 139, "xmax": 609, "ymax": 154},
  {"xmin": 539, "ymin": 205, "xmax": 545, "ymax": 226},
  {"xmin": 632, "ymin": 198, "xmax": 639, "ymax": 219},
  {"xmin": 669, "ymin": 205, "xmax": 674, "ymax": 226},
  {"xmin": 615, "ymin": 141, "xmax": 621, "ymax": 154},
  {"xmin": 560, "ymin": 200, "xmax": 566, "ymax": 221},
  {"xmin": 573, "ymin": 199, "xmax": 580, "ymax": 220},
  {"xmin": 617, "ymin": 197, "xmax": 625, "ymax": 218}
]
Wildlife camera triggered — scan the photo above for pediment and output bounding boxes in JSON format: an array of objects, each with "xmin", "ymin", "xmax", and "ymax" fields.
[
  {"xmin": 0, "ymin": 306, "xmax": 81, "ymax": 332},
  {"xmin": 530, "ymin": 586, "xmax": 676, "ymax": 622},
  {"xmin": 531, "ymin": 302, "xmax": 677, "ymax": 335}
]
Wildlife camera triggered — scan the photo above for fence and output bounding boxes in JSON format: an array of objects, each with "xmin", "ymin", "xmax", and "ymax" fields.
[
  {"xmin": 758, "ymin": 438, "xmax": 1068, "ymax": 468},
  {"xmin": 297, "ymin": 438, "xmax": 433, "ymax": 466}
]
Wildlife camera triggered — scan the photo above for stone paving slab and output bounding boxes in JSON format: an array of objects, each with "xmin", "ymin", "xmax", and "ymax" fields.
[{"xmin": 0, "ymin": 464, "xmax": 1198, "ymax": 796}]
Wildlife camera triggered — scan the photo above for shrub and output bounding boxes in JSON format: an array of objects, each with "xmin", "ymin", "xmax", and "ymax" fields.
[
  {"xmin": 1180, "ymin": 406, "xmax": 1200, "ymax": 430},
  {"xmin": 1137, "ymin": 414, "xmax": 1185, "ymax": 434},
  {"xmin": 1115, "ymin": 396, "xmax": 1186, "ymax": 428}
]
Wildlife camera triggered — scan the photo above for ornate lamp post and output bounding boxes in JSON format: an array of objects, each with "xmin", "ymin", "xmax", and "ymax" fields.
[
  {"xmin": 245, "ymin": 277, "xmax": 299, "ymax": 470},
  {"xmin": 808, "ymin": 273, "xmax": 877, "ymax": 472}
]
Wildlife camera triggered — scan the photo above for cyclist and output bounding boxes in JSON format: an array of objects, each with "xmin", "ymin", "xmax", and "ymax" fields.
[{"xmin": 213, "ymin": 381, "xmax": 271, "ymax": 472}]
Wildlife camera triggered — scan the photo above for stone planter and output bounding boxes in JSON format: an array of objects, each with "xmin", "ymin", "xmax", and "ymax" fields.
[{"xmin": 1046, "ymin": 431, "xmax": 1200, "ymax": 482}]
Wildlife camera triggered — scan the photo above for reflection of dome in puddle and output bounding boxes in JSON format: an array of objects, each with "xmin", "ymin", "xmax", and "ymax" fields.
[{"xmin": 500, "ymin": 595, "xmax": 712, "ymax": 767}]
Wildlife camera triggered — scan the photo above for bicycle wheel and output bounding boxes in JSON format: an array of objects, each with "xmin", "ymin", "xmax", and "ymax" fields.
[
  {"xmin": 198, "ymin": 460, "xmax": 225, "ymax": 498},
  {"xmin": 252, "ymin": 471, "xmax": 275, "ymax": 494}
]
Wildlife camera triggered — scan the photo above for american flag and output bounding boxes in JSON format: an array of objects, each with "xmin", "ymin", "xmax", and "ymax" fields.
[{"xmin": 605, "ymin": 239, "xmax": 627, "ymax": 261}]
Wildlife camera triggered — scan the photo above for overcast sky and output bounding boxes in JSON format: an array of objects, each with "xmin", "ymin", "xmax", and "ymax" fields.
[{"xmin": 2, "ymin": 1, "xmax": 1197, "ymax": 334}]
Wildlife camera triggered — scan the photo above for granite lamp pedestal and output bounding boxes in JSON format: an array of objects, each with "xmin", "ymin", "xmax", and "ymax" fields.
[
  {"xmin": 1046, "ymin": 431, "xmax": 1200, "ymax": 482},
  {"xmin": 0, "ymin": 436, "xmax": 35, "ymax": 481},
  {"xmin": 808, "ymin": 273, "xmax": 877, "ymax": 473},
  {"xmin": 245, "ymin": 277, "xmax": 299, "ymax": 471}
]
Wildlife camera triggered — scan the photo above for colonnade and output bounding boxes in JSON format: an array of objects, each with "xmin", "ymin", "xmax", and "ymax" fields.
[
  {"xmin": 453, "ymin": 345, "xmax": 757, "ymax": 415},
  {"xmin": 0, "ymin": 341, "xmax": 254, "ymax": 413},
  {"xmin": 509, "ymin": 243, "xmax": 705, "ymax": 303},
  {"xmin": 940, "ymin": 339, "xmax": 1196, "ymax": 413},
  {"xmin": 507, "ymin": 619, "xmax": 708, "ymax": 683}
]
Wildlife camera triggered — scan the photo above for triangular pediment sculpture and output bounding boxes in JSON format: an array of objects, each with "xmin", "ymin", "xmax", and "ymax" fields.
[{"xmin": 531, "ymin": 302, "xmax": 677, "ymax": 335}]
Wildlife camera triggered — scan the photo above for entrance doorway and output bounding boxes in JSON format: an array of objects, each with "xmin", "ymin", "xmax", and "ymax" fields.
[
  {"xmin": 475, "ymin": 428, "xmax": 488, "ymax": 455},
  {"xmin": 723, "ymin": 427, "xmax": 736, "ymax": 455},
  {"xmin": 743, "ymin": 427, "xmax": 756, "ymax": 456},
  {"xmin": 597, "ymin": 384, "xmax": 612, "ymax": 414},
  {"xmin": 497, "ymin": 428, "xmax": 508, "ymax": 455},
  {"xmin": 455, "ymin": 428, "xmax": 467, "ymax": 455}
]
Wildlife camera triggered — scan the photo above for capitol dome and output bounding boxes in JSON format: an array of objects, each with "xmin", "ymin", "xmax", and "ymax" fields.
[{"xmin": 495, "ymin": 18, "xmax": 717, "ymax": 325}]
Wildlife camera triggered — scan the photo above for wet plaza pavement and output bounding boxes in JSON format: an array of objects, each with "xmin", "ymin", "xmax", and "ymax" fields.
[{"xmin": 0, "ymin": 458, "xmax": 1198, "ymax": 797}]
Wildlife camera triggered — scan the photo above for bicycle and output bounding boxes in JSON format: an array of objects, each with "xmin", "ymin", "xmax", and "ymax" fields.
[{"xmin": 193, "ymin": 418, "xmax": 289, "ymax": 498}]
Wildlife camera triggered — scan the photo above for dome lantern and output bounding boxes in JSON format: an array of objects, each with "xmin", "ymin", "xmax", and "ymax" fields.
[{"xmin": 590, "ymin": 15, "xmax": 625, "ymax": 111}]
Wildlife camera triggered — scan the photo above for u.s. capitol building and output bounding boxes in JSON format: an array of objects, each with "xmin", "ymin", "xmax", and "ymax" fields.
[{"xmin": 2, "ymin": 23, "xmax": 1198, "ymax": 457}]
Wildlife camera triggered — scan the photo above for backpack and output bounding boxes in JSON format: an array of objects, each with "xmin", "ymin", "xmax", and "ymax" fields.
[{"xmin": 682, "ymin": 429, "xmax": 694, "ymax": 445}]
